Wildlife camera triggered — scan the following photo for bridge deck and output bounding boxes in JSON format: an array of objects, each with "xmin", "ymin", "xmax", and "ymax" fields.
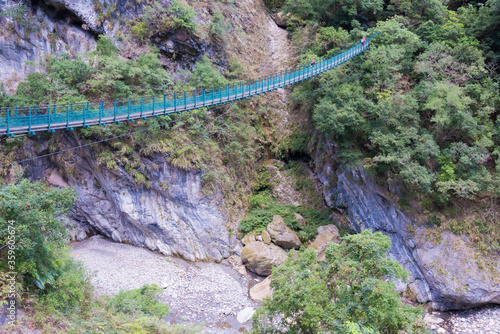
[{"xmin": 0, "ymin": 37, "xmax": 375, "ymax": 136}]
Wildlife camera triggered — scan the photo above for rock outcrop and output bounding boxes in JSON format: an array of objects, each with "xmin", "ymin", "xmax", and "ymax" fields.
[
  {"xmin": 241, "ymin": 241, "xmax": 288, "ymax": 276},
  {"xmin": 0, "ymin": 0, "xmax": 96, "ymax": 92},
  {"xmin": 308, "ymin": 224, "xmax": 340, "ymax": 261},
  {"xmin": 23, "ymin": 132, "xmax": 232, "ymax": 262},
  {"xmin": 414, "ymin": 230, "xmax": 500, "ymax": 309},
  {"xmin": 267, "ymin": 215, "xmax": 302, "ymax": 249},
  {"xmin": 250, "ymin": 276, "xmax": 273, "ymax": 301},
  {"xmin": 313, "ymin": 142, "xmax": 500, "ymax": 310}
]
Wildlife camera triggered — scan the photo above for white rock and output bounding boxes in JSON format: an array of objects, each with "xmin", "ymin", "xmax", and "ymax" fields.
[
  {"xmin": 237, "ymin": 307, "xmax": 256, "ymax": 323},
  {"xmin": 424, "ymin": 313, "xmax": 444, "ymax": 324},
  {"xmin": 436, "ymin": 328, "xmax": 446, "ymax": 334}
]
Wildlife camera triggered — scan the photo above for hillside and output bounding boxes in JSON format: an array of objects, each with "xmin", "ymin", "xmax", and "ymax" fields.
[{"xmin": 0, "ymin": 0, "xmax": 499, "ymax": 333}]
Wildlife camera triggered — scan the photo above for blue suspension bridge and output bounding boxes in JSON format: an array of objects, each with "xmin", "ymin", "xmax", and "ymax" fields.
[{"xmin": 0, "ymin": 35, "xmax": 376, "ymax": 136}]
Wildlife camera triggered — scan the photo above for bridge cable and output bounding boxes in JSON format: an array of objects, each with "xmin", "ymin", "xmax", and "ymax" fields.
[
  {"xmin": 0, "ymin": 73, "xmax": 364, "ymax": 249},
  {"xmin": 0, "ymin": 73, "xmax": 362, "ymax": 170}
]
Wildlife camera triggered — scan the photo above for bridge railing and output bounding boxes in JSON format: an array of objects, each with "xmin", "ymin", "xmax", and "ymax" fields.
[{"xmin": 0, "ymin": 34, "xmax": 377, "ymax": 135}]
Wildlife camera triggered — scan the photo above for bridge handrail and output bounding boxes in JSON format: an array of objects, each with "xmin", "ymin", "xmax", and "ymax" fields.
[{"xmin": 0, "ymin": 34, "xmax": 377, "ymax": 135}]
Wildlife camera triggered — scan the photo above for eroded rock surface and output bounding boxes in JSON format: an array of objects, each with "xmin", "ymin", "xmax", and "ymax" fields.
[
  {"xmin": 241, "ymin": 241, "xmax": 288, "ymax": 276},
  {"xmin": 313, "ymin": 142, "xmax": 500, "ymax": 310},
  {"xmin": 250, "ymin": 275, "xmax": 273, "ymax": 301},
  {"xmin": 414, "ymin": 230, "xmax": 500, "ymax": 309},
  {"xmin": 24, "ymin": 133, "xmax": 231, "ymax": 262},
  {"xmin": 267, "ymin": 215, "xmax": 302, "ymax": 250},
  {"xmin": 308, "ymin": 224, "xmax": 340, "ymax": 261}
]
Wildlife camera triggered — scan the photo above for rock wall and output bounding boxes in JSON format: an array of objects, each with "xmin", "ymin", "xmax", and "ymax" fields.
[
  {"xmin": 312, "ymin": 141, "xmax": 500, "ymax": 310},
  {"xmin": 23, "ymin": 132, "xmax": 232, "ymax": 262},
  {"xmin": 0, "ymin": 0, "xmax": 96, "ymax": 92},
  {"xmin": 0, "ymin": 0, "xmax": 218, "ymax": 92}
]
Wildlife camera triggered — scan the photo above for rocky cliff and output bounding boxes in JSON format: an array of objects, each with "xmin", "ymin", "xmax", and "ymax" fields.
[
  {"xmin": 23, "ymin": 131, "xmax": 232, "ymax": 261},
  {"xmin": 1, "ymin": 0, "xmax": 294, "ymax": 262},
  {"xmin": 313, "ymin": 141, "xmax": 500, "ymax": 310}
]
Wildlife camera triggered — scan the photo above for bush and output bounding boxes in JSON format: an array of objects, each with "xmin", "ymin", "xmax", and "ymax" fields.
[
  {"xmin": 168, "ymin": 0, "xmax": 197, "ymax": 32},
  {"xmin": 0, "ymin": 179, "xmax": 78, "ymax": 289},
  {"xmin": 252, "ymin": 230, "xmax": 427, "ymax": 334},
  {"xmin": 240, "ymin": 192, "xmax": 333, "ymax": 242},
  {"xmin": 109, "ymin": 284, "xmax": 169, "ymax": 318},
  {"xmin": 190, "ymin": 55, "xmax": 228, "ymax": 89}
]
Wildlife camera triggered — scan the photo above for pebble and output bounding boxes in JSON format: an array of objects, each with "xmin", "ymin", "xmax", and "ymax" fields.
[{"xmin": 433, "ymin": 305, "xmax": 500, "ymax": 334}]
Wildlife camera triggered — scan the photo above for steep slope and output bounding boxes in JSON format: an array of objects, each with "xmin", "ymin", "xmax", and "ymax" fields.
[{"xmin": 1, "ymin": 0, "xmax": 298, "ymax": 262}]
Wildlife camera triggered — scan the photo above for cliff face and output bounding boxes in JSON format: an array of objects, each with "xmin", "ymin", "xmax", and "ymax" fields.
[
  {"xmin": 312, "ymin": 142, "xmax": 500, "ymax": 310},
  {"xmin": 24, "ymin": 131, "xmax": 232, "ymax": 261},
  {"xmin": 0, "ymin": 0, "xmax": 218, "ymax": 92},
  {"xmin": 2, "ymin": 0, "xmax": 294, "ymax": 261},
  {"xmin": 0, "ymin": 0, "xmax": 96, "ymax": 92}
]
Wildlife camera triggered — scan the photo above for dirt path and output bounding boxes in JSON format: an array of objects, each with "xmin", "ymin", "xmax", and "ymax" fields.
[{"xmin": 70, "ymin": 236, "xmax": 257, "ymax": 333}]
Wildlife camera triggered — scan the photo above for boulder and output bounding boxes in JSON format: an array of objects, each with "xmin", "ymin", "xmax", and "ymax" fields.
[
  {"xmin": 308, "ymin": 225, "xmax": 340, "ymax": 261},
  {"xmin": 237, "ymin": 307, "xmax": 256, "ymax": 323},
  {"xmin": 267, "ymin": 215, "xmax": 302, "ymax": 249},
  {"xmin": 241, "ymin": 241, "xmax": 288, "ymax": 276},
  {"xmin": 414, "ymin": 230, "xmax": 500, "ymax": 310},
  {"xmin": 262, "ymin": 230, "xmax": 271, "ymax": 244},
  {"xmin": 424, "ymin": 313, "xmax": 444, "ymax": 325},
  {"xmin": 250, "ymin": 276, "xmax": 273, "ymax": 301},
  {"xmin": 241, "ymin": 232, "xmax": 256, "ymax": 245},
  {"xmin": 294, "ymin": 213, "xmax": 305, "ymax": 230}
]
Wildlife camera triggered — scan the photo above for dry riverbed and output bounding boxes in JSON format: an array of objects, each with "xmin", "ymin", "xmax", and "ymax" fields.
[
  {"xmin": 70, "ymin": 235, "xmax": 500, "ymax": 334},
  {"xmin": 70, "ymin": 235, "xmax": 257, "ymax": 333}
]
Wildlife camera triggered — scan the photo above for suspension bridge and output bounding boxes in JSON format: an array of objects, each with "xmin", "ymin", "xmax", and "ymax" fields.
[{"xmin": 0, "ymin": 35, "xmax": 376, "ymax": 136}]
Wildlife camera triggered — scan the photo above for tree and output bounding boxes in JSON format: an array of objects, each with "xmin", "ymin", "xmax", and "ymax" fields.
[
  {"xmin": 252, "ymin": 230, "xmax": 426, "ymax": 334},
  {"xmin": 0, "ymin": 179, "xmax": 78, "ymax": 289}
]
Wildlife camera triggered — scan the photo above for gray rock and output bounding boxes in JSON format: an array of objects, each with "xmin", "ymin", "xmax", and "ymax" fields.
[
  {"xmin": 262, "ymin": 230, "xmax": 271, "ymax": 244},
  {"xmin": 307, "ymin": 224, "xmax": 340, "ymax": 261},
  {"xmin": 23, "ymin": 133, "xmax": 231, "ymax": 262},
  {"xmin": 241, "ymin": 241, "xmax": 288, "ymax": 276},
  {"xmin": 0, "ymin": 1, "xmax": 96, "ymax": 90},
  {"xmin": 415, "ymin": 230, "xmax": 500, "ymax": 310},
  {"xmin": 294, "ymin": 212, "xmax": 305, "ymax": 229},
  {"xmin": 267, "ymin": 215, "xmax": 302, "ymax": 249},
  {"xmin": 250, "ymin": 275, "xmax": 272, "ymax": 301},
  {"xmin": 313, "ymin": 142, "xmax": 500, "ymax": 310}
]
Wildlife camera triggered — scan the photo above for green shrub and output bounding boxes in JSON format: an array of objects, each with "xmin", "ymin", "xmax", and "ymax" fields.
[
  {"xmin": 109, "ymin": 284, "xmax": 169, "ymax": 318},
  {"xmin": 168, "ymin": 0, "xmax": 197, "ymax": 32},
  {"xmin": 131, "ymin": 21, "xmax": 152, "ymax": 43},
  {"xmin": 96, "ymin": 35, "xmax": 119, "ymax": 56},
  {"xmin": 0, "ymin": 179, "xmax": 78, "ymax": 289},
  {"xmin": 190, "ymin": 55, "xmax": 228, "ymax": 89},
  {"xmin": 240, "ymin": 192, "xmax": 334, "ymax": 242}
]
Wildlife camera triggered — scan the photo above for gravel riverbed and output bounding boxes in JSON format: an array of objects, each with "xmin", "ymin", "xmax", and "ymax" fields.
[
  {"xmin": 436, "ymin": 305, "xmax": 500, "ymax": 334},
  {"xmin": 70, "ymin": 235, "xmax": 500, "ymax": 334},
  {"xmin": 70, "ymin": 235, "xmax": 257, "ymax": 333}
]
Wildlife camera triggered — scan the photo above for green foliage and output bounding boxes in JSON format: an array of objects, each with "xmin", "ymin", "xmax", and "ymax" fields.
[
  {"xmin": 131, "ymin": 21, "xmax": 152, "ymax": 43},
  {"xmin": 0, "ymin": 179, "xmax": 78, "ymax": 289},
  {"xmin": 297, "ymin": 10, "xmax": 499, "ymax": 204},
  {"xmin": 240, "ymin": 192, "xmax": 334, "ymax": 242},
  {"xmin": 96, "ymin": 35, "xmax": 119, "ymax": 56},
  {"xmin": 281, "ymin": 0, "xmax": 384, "ymax": 28},
  {"xmin": 168, "ymin": 0, "xmax": 197, "ymax": 32},
  {"xmin": 109, "ymin": 284, "xmax": 169, "ymax": 318},
  {"xmin": 39, "ymin": 257, "xmax": 93, "ymax": 315},
  {"xmin": 252, "ymin": 230, "xmax": 426, "ymax": 334},
  {"xmin": 190, "ymin": 55, "xmax": 228, "ymax": 89}
]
